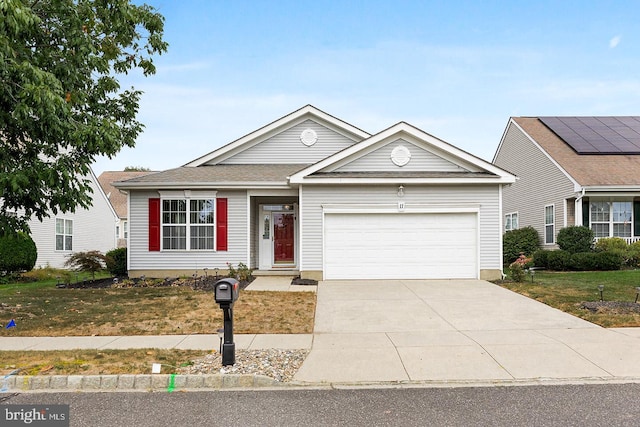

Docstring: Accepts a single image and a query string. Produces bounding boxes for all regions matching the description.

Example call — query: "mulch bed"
[59,275,255,291]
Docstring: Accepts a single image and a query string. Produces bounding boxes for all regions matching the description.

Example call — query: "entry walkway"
[293,280,640,384]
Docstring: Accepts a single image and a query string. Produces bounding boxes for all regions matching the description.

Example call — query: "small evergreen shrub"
[503,226,540,264]
[595,251,623,270]
[106,248,127,276]
[547,250,571,271]
[556,226,594,254]
[569,252,599,271]
[532,249,551,269]
[0,232,37,274]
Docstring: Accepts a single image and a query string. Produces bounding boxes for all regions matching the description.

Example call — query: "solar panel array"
[539,116,640,154]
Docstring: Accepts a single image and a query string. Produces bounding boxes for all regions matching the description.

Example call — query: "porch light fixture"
[598,284,604,302]
[397,185,405,197]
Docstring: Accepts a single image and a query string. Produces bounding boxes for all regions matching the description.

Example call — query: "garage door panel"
[324,212,477,280]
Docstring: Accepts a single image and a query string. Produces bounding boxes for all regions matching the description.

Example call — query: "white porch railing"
[594,236,640,244]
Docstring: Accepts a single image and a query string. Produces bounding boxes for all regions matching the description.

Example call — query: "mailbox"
[214,278,239,305]
[214,278,240,366]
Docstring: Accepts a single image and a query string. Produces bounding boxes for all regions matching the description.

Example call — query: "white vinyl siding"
[128,190,248,271]
[219,119,358,165]
[494,123,575,247]
[299,184,501,276]
[28,172,117,269]
[330,139,469,173]
[545,205,555,244]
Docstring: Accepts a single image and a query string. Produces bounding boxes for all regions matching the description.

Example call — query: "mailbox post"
[214,278,240,366]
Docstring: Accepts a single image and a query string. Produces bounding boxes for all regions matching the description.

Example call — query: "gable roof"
[290,122,516,184]
[510,117,640,187]
[98,171,156,217]
[184,105,370,167]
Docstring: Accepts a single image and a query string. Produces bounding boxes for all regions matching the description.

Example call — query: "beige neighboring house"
[98,171,155,248]
[493,116,640,247]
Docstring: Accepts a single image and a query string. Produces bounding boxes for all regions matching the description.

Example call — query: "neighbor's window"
[590,201,610,238]
[55,218,73,251]
[505,212,518,232]
[123,221,129,239]
[162,198,215,250]
[544,205,554,244]
[612,201,632,238]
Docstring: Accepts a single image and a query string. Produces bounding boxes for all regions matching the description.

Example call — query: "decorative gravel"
[581,301,640,314]
[176,349,309,382]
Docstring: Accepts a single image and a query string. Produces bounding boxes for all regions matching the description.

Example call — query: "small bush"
[547,250,571,271]
[532,249,551,269]
[503,226,540,264]
[509,263,526,282]
[557,226,594,254]
[64,250,108,280]
[106,248,127,276]
[595,251,623,270]
[569,252,599,271]
[0,232,37,274]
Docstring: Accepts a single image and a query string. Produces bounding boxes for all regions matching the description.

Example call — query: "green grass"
[499,270,640,327]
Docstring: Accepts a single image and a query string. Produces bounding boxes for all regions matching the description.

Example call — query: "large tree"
[0,0,167,234]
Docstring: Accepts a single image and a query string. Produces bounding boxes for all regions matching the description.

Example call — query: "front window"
[545,205,554,244]
[162,198,215,250]
[505,212,518,232]
[590,201,632,238]
[55,218,73,251]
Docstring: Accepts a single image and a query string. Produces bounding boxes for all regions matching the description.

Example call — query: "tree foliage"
[64,250,108,279]
[0,231,37,274]
[0,0,168,234]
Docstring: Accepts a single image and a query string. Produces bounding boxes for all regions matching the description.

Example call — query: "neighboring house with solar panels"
[493,117,640,248]
[98,171,156,247]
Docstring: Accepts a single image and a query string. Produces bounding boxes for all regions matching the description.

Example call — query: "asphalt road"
[2,383,640,426]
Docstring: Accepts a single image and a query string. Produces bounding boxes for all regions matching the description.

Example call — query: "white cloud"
[609,35,621,48]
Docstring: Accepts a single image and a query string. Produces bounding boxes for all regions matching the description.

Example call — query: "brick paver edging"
[1,374,281,391]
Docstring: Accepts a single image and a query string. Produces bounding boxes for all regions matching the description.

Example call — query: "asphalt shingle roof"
[513,117,640,186]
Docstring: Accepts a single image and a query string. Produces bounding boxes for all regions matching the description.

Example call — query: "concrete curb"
[1,374,283,392]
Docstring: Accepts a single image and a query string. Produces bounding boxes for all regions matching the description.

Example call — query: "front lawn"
[499,270,640,327]
[0,280,316,336]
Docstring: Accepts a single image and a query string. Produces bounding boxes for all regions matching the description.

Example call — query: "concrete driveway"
[294,280,640,384]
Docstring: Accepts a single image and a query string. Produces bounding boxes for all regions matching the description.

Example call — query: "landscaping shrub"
[594,237,638,267]
[106,247,127,276]
[503,226,540,264]
[532,249,551,269]
[508,254,533,282]
[595,251,623,271]
[546,250,571,271]
[556,226,594,254]
[64,250,108,280]
[0,232,37,274]
[569,252,599,271]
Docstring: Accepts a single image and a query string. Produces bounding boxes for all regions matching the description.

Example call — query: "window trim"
[504,212,518,232]
[544,204,555,245]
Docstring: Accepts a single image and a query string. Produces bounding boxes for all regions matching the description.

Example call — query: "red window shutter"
[148,198,161,251]
[216,198,228,251]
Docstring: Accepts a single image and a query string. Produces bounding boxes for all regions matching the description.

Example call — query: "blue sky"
[93,0,640,175]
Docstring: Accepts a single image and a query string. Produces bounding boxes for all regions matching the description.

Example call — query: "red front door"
[273,212,294,263]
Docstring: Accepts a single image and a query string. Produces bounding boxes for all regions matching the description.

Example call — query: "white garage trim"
[323,206,479,280]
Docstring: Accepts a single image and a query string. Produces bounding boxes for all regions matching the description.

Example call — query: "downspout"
[575,187,586,227]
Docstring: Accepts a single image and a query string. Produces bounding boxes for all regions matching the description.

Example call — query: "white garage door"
[324,212,477,280]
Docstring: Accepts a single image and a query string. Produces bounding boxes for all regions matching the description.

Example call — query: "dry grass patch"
[0,285,316,336]
[0,349,209,376]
